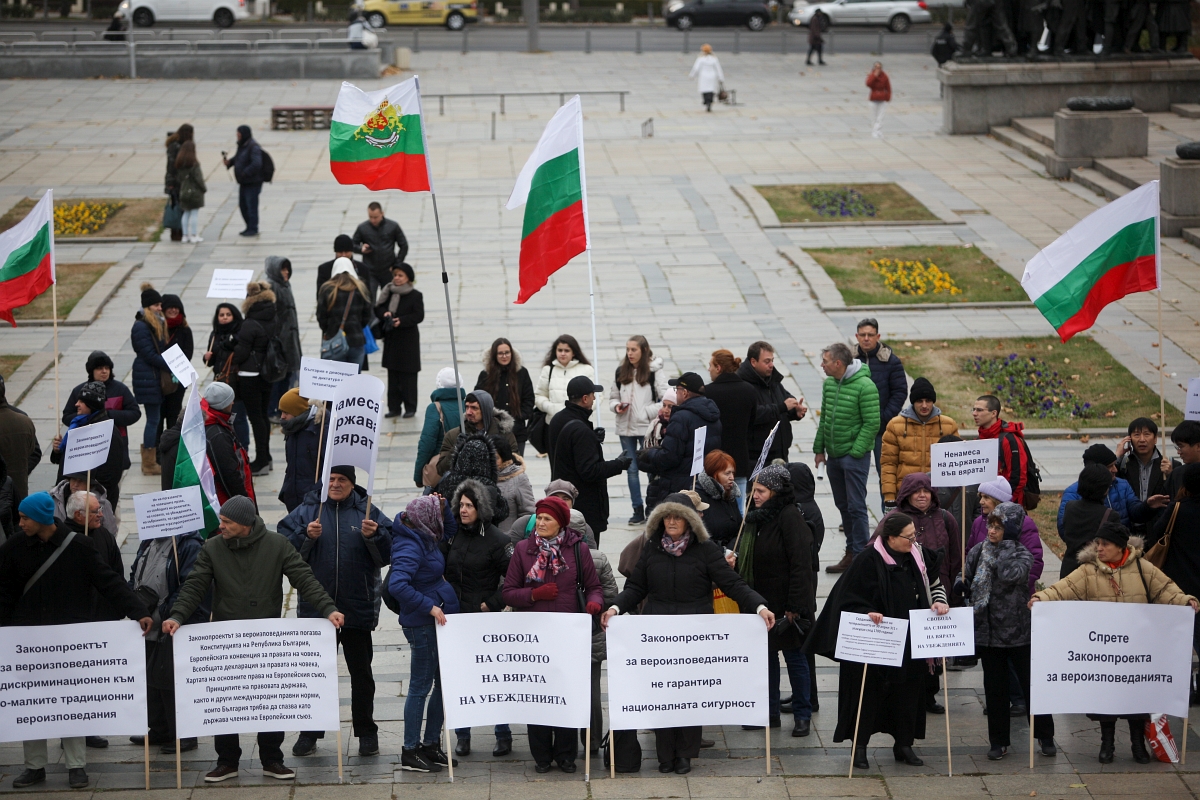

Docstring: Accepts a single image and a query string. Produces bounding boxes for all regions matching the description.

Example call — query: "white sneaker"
[183,235,194,243]
[192,235,203,243]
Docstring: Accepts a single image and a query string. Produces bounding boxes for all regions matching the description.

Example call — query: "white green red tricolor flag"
[0,190,55,327]
[172,383,221,537]
[507,96,590,304]
[330,76,432,193]
[1022,181,1159,342]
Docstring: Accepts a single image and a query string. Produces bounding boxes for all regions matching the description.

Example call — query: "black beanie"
[330,465,357,484]
[1082,443,1117,466]
[909,377,936,404]
[140,284,162,308]
[1095,520,1130,550]
[85,351,114,379]
[334,234,354,252]
[78,381,107,412]
[161,294,185,314]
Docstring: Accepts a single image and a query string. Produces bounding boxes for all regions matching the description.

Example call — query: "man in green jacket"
[163,496,344,784]
[812,342,880,573]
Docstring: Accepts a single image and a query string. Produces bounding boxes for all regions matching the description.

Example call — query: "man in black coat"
[353,202,409,296]
[0,492,152,791]
[639,373,723,508]
[222,124,264,237]
[1166,420,1200,500]
[547,376,632,542]
[704,360,759,506]
[316,235,371,299]
[853,319,907,484]
[736,342,806,465]
[0,374,42,503]
[64,490,124,623]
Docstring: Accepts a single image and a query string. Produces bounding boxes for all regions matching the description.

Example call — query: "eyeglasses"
[895,533,916,541]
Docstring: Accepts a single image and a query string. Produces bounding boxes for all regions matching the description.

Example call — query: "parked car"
[117,0,249,26]
[359,0,478,29]
[790,0,929,31]
[665,0,773,30]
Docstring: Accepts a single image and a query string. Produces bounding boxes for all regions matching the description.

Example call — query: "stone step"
[991,125,1052,167]
[1093,157,1158,190]
[1070,166,1130,201]
[1183,228,1200,247]
[1011,116,1055,148]
[1171,103,1200,119]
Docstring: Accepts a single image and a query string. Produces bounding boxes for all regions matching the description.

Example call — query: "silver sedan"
[790,0,931,32]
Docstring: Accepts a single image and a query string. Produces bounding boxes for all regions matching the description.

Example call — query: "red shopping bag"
[1145,714,1179,763]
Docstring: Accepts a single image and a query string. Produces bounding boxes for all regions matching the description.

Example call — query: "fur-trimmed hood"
[481,344,524,374]
[241,281,276,315]
[1077,536,1145,570]
[451,478,496,529]
[645,500,711,545]
[695,471,739,501]
[493,408,515,435]
[497,454,526,482]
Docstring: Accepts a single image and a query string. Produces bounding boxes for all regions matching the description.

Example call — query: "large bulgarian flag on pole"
[329,76,432,193]
[0,190,55,327]
[507,96,589,304]
[1022,181,1159,342]
[172,382,221,538]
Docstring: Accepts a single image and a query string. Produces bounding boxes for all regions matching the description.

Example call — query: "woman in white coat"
[534,334,603,424]
[609,335,671,525]
[689,44,725,112]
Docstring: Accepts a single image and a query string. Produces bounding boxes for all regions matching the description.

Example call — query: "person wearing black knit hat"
[159,294,192,438]
[1056,442,1169,538]
[879,376,959,507]
[130,283,171,476]
[61,351,139,484]
[50,381,127,511]
[316,235,370,301]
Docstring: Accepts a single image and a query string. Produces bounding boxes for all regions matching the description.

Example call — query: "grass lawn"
[806,245,1024,305]
[0,197,165,241]
[0,355,27,381]
[1030,491,1065,560]
[896,336,1183,430]
[756,183,940,223]
[12,263,113,321]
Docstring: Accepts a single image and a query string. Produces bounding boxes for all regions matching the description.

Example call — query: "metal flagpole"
[53,282,60,429]
[1155,194,1166,456]
[586,249,602,429]
[430,193,466,424]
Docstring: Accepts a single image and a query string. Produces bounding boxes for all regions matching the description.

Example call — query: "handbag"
[717,82,729,102]
[526,365,553,454]
[1144,503,1179,569]
[162,198,183,230]
[319,290,354,360]
[573,540,600,634]
[153,334,179,397]
[362,324,380,355]
[420,402,446,488]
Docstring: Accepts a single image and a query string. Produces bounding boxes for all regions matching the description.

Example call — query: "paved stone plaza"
[2,51,1200,799]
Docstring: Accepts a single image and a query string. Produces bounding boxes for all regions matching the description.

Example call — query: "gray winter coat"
[265,256,302,371]
[964,539,1033,647]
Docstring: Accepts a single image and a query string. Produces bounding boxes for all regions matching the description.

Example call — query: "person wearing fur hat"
[966,477,1043,595]
[1057,443,1168,534]
[436,390,517,478]
[61,351,139,470]
[603,492,772,773]
[444,478,515,758]
[277,389,323,513]
[375,262,424,419]
[879,378,959,505]
[1057,463,1117,579]
[1032,520,1198,764]
[232,281,278,476]
[477,338,535,454]
[317,263,373,369]
[434,433,510,526]
[279,465,393,759]
[965,502,1054,760]
[415,368,467,488]
[50,381,126,510]
[493,435,535,533]
[130,283,171,475]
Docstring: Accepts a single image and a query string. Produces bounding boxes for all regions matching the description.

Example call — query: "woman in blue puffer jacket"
[130,283,172,476]
[388,494,460,774]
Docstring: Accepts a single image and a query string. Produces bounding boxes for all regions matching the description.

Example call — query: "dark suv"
[665,0,772,30]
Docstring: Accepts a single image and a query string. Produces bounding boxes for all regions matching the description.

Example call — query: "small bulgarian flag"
[172,382,221,538]
[0,190,55,327]
[330,77,431,193]
[1022,181,1160,342]
[506,96,589,304]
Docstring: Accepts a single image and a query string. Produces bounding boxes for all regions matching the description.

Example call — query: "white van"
[116,0,250,27]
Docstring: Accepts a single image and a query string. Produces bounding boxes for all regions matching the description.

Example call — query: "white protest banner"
[437,612,591,729]
[1030,600,1193,718]
[206,269,255,299]
[173,619,339,739]
[1186,377,1200,421]
[834,612,909,667]
[60,418,115,474]
[299,356,361,402]
[318,373,385,500]
[606,613,768,729]
[690,425,707,476]
[929,439,999,488]
[132,486,204,540]
[0,620,147,742]
[161,343,197,389]
[909,607,975,659]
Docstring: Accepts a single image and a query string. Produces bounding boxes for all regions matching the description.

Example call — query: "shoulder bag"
[319,291,354,361]
[1143,503,1180,569]
[24,531,77,594]
[525,365,553,454]
[421,402,446,488]
[153,333,179,397]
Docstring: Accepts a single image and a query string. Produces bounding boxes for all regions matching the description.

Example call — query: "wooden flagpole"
[585,727,591,782]
[144,729,150,789]
[1183,711,1189,765]
[765,725,771,775]
[337,728,344,783]
[942,657,951,776]
[848,665,868,779]
[610,731,616,779]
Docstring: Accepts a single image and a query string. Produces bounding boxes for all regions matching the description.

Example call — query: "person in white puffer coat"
[534,334,603,423]
[609,335,671,524]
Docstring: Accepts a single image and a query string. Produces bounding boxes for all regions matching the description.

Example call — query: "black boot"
[1129,719,1151,764]
[893,745,924,766]
[1098,719,1116,764]
[852,746,869,770]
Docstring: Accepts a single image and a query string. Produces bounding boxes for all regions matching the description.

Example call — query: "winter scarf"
[872,535,934,607]
[526,533,566,584]
[661,531,692,557]
[201,398,233,430]
[58,410,103,455]
[972,540,999,611]
[736,494,791,588]
[404,495,445,545]
[376,281,415,316]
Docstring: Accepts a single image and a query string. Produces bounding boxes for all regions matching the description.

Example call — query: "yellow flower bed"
[871,257,962,297]
[54,201,124,237]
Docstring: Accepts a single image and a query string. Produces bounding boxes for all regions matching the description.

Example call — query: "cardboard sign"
[173,619,340,738]
[606,613,769,729]
[206,269,255,299]
[834,612,909,667]
[299,356,361,402]
[0,621,147,742]
[909,607,975,658]
[1186,377,1200,421]
[1030,600,1193,718]
[929,439,999,488]
[690,425,707,476]
[437,612,592,730]
[319,373,385,499]
[60,418,115,474]
[161,343,197,389]
[132,486,204,540]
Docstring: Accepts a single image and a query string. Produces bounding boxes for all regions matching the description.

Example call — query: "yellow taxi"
[359,0,478,29]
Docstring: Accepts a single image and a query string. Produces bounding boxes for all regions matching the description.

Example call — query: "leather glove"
[593,426,606,444]
[614,451,633,470]
[530,583,559,601]
[585,601,602,615]
[636,448,652,463]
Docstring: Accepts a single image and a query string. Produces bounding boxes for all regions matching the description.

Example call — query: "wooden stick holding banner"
[337,727,344,783]
[909,607,973,777]
[585,727,591,782]
[1029,714,1034,770]
[765,726,771,775]
[315,401,327,483]
[144,730,150,789]
[943,656,952,776]
[610,731,616,779]
[1184,711,1189,765]
[733,422,780,552]
[835,611,910,779]
[83,469,91,539]
[176,737,181,789]
[848,665,868,779]
[444,720,454,782]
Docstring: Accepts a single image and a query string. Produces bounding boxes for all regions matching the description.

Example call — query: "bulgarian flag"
[172,383,221,538]
[0,190,55,327]
[507,96,590,304]
[1022,181,1159,342]
[329,76,431,193]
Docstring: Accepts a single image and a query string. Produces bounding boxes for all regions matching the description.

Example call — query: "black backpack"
[260,149,275,183]
[259,335,288,384]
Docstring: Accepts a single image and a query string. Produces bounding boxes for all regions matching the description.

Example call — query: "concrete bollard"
[636,29,642,53]
[585,29,590,52]
[395,45,411,68]
[683,29,689,52]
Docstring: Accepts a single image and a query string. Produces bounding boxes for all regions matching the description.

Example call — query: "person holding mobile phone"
[609,336,670,524]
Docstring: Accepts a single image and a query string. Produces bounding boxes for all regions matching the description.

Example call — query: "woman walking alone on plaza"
[477,338,534,454]
[202,302,250,449]
[317,260,373,369]
[866,62,891,138]
[175,140,206,243]
[130,284,170,476]
[534,334,600,425]
[610,335,670,524]
[807,8,828,65]
[264,257,302,421]
[158,295,192,437]
[375,262,424,419]
[689,44,725,112]
[231,281,278,476]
